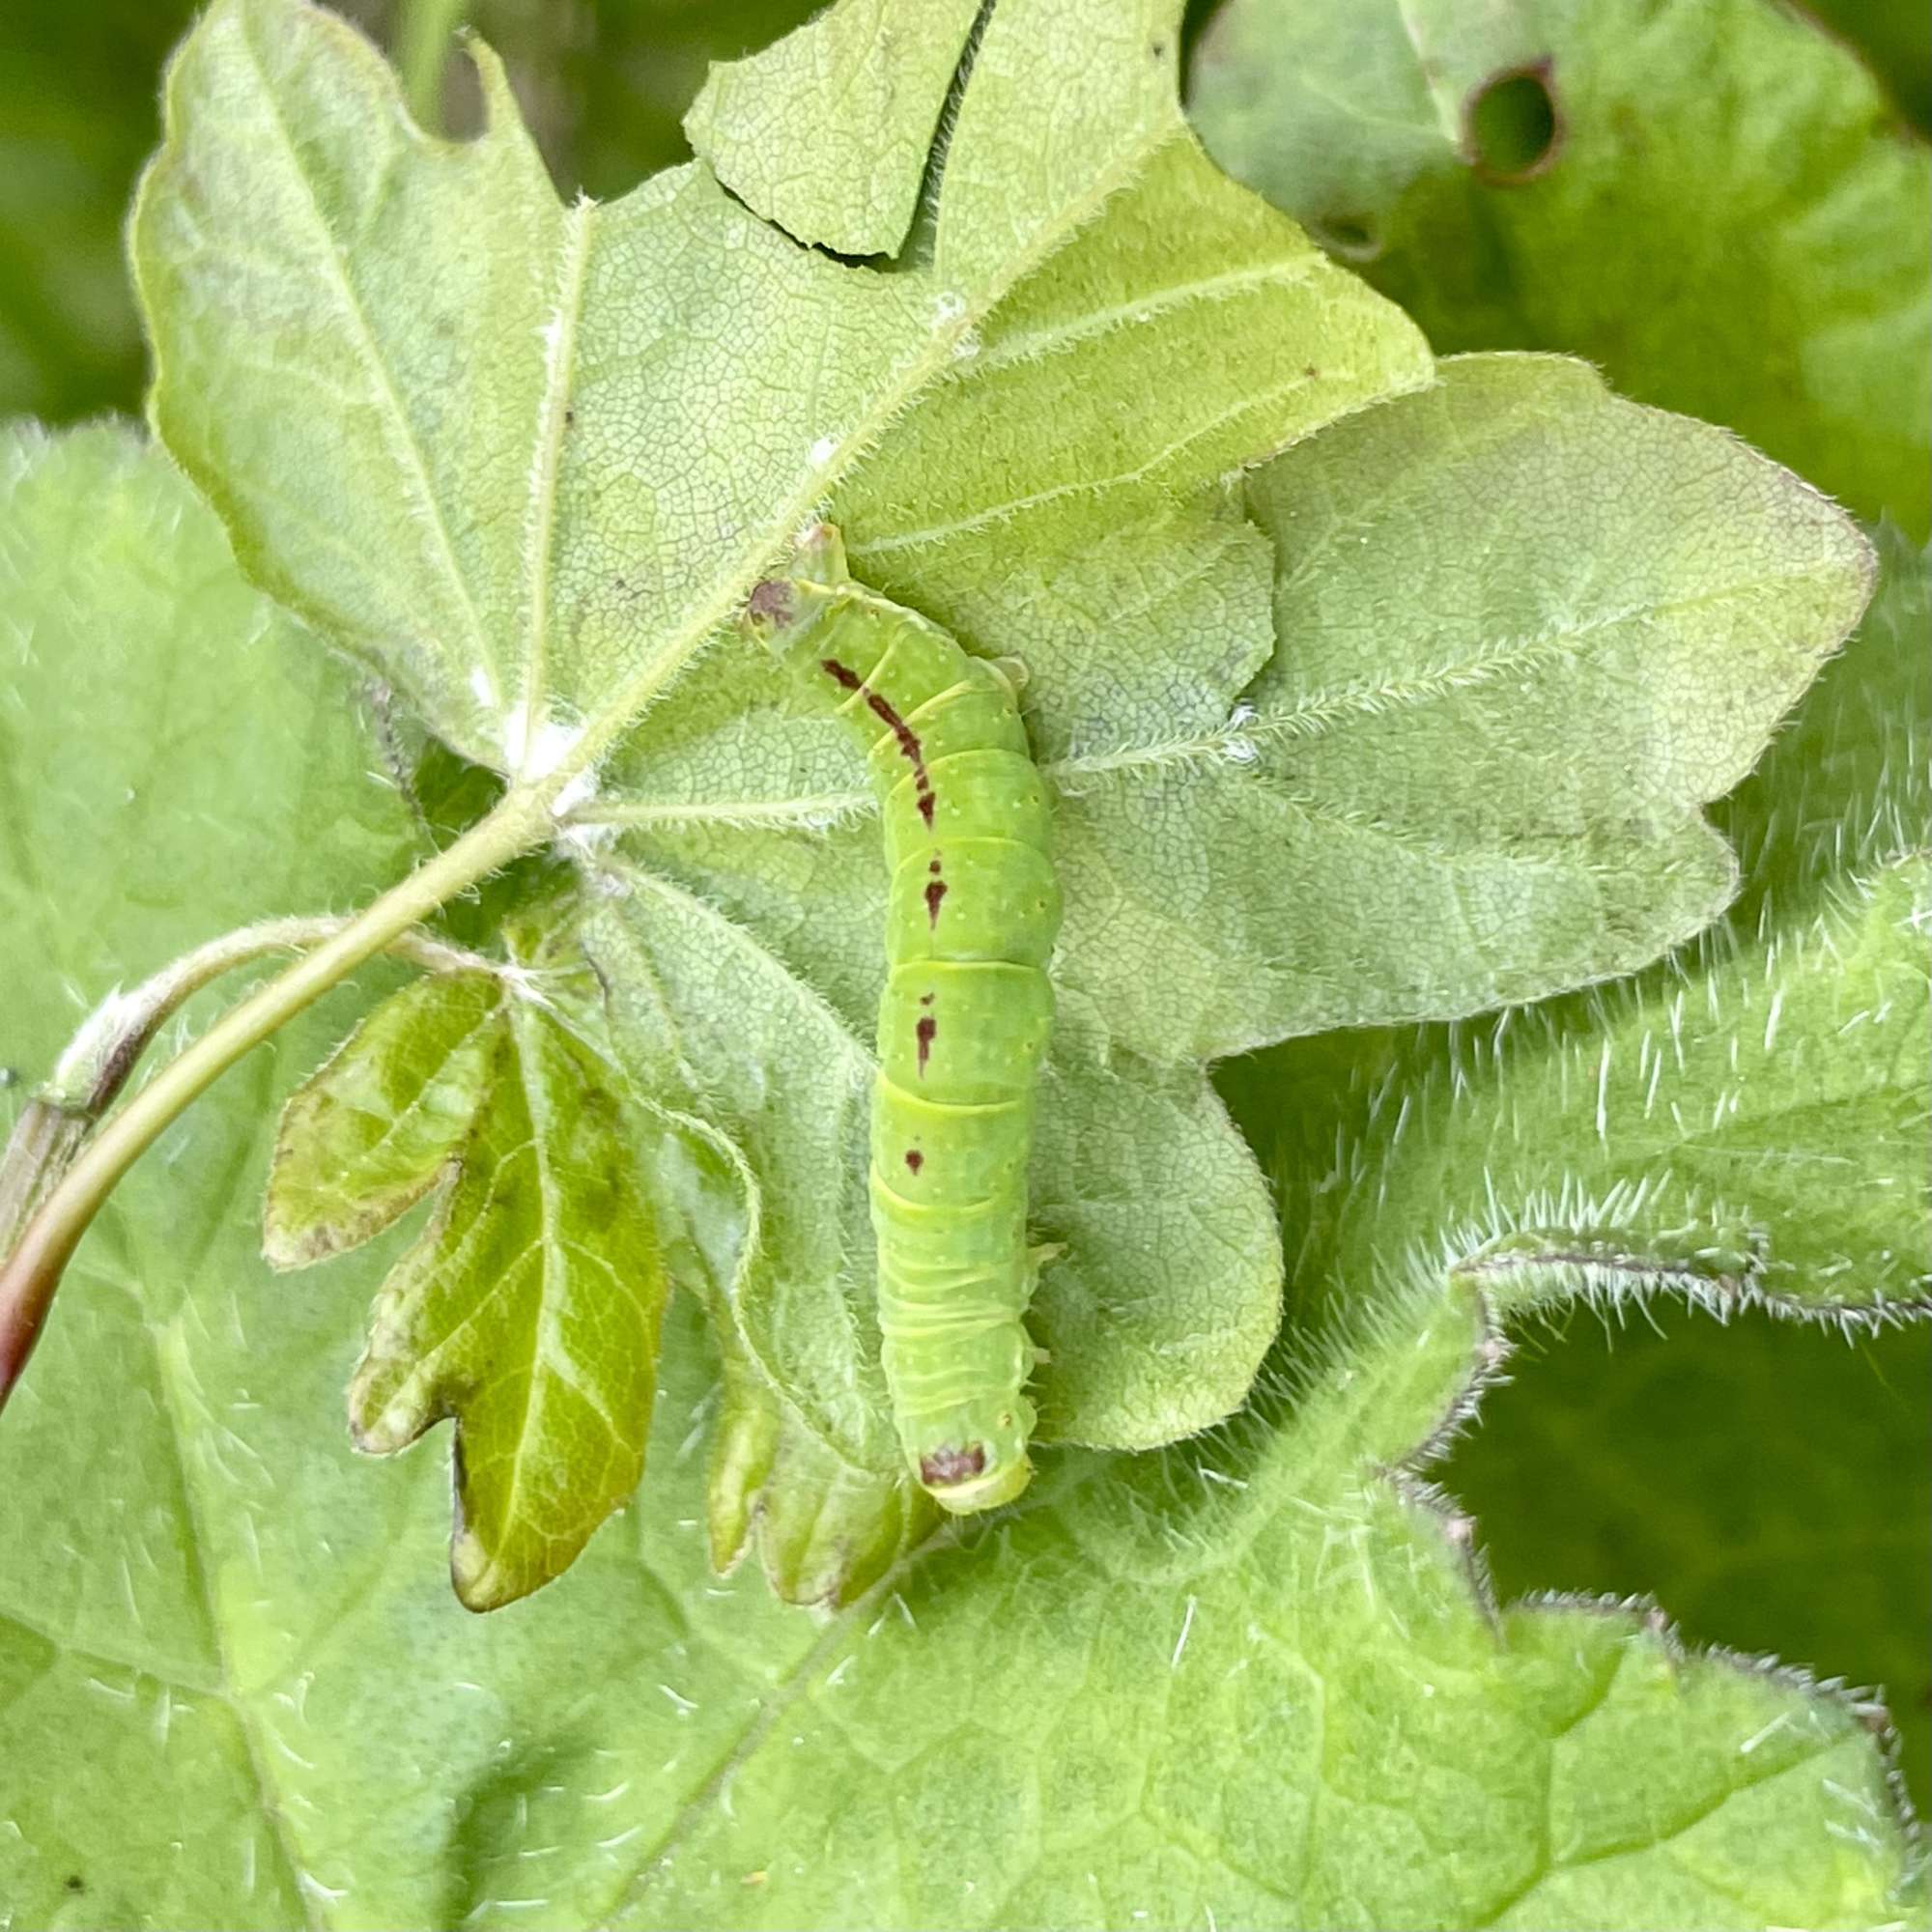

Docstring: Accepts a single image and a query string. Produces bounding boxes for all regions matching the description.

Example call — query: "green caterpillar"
[746,526,1060,1516]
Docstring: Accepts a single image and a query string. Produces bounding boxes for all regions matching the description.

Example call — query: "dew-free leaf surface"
[265,967,708,1608]
[1219,524,1931,1881]
[683,0,982,257]
[0,412,1917,1926]
[1190,0,1932,535]
[1448,1305,1932,1814]
[575,350,1871,1593]
[133,0,1427,783]
[1435,525,1932,1810]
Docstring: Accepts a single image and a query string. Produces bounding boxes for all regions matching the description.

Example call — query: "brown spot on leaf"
[747,579,795,626]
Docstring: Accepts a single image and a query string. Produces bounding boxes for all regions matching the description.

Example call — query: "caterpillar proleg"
[746,526,1060,1515]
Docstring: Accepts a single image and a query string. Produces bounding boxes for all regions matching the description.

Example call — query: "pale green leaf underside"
[684,0,981,257]
[268,971,680,1608]
[576,354,1869,1517]
[1190,0,1932,536]
[1247,518,1929,1350]
[130,0,1280,781]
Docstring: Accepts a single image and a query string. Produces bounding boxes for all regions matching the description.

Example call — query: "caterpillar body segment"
[746,526,1060,1515]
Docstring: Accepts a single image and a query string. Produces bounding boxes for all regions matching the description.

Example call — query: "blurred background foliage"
[0,0,819,423]
[1,0,1922,424]
[0,0,1924,1804]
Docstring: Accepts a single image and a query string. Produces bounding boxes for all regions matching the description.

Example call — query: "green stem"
[0,790,550,1404]
[0,916,481,1272]
[398,0,471,134]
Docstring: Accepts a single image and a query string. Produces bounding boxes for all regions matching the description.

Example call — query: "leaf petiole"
[0,788,554,1405]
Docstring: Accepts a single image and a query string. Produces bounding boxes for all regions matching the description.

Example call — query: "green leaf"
[0,421,423,1067]
[1227,521,1927,1346]
[684,0,982,257]
[264,966,705,1609]
[1718,522,1931,924]
[1,423,1915,1918]
[132,0,1425,785]
[578,349,1869,1600]
[1435,526,1932,1812]
[1190,0,1932,535]
[1219,518,1931,1855]
[1287,854,1928,1328]
[2,1202,1916,1925]
[1065,351,1875,1057]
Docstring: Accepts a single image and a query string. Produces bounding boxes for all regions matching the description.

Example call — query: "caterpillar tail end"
[918,1443,1033,1516]
[745,524,849,646]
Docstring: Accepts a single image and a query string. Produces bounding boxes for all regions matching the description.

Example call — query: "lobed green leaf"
[0,422,1916,1925]
[266,967,723,1609]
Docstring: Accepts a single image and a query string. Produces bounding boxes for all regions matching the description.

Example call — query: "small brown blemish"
[1303,364,1320,380]
[924,878,948,927]
[564,407,576,426]
[919,991,934,1007]
[915,1013,936,1074]
[920,1443,986,1486]
[747,579,795,625]
[904,1149,924,1175]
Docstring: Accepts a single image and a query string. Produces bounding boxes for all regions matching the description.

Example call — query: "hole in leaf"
[1307,215,1381,262]
[1464,62,1562,183]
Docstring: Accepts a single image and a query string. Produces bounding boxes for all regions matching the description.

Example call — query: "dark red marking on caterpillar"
[924,878,948,927]
[821,658,936,827]
[904,1149,924,1174]
[920,1443,986,1486]
[919,992,934,1007]
[915,1013,936,1075]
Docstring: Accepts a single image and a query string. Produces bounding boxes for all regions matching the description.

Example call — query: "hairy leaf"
[2,1207,1916,1927]
[1,420,1916,1919]
[1228,522,1927,1341]
[1439,526,1932,1808]
[1449,1305,1932,1813]
[1221,522,1931,1854]
[1190,0,1932,535]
